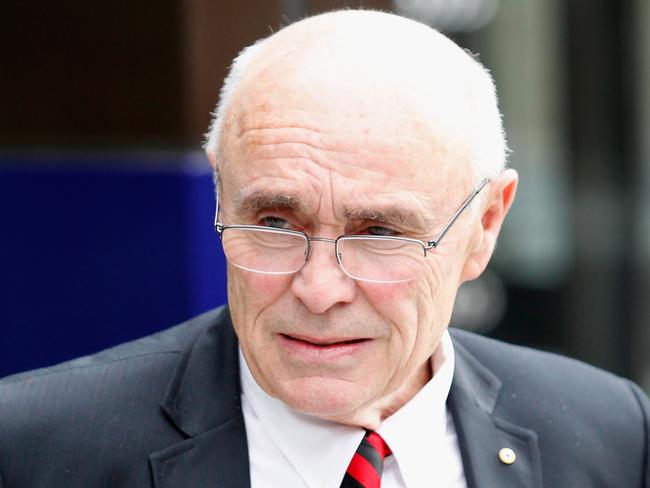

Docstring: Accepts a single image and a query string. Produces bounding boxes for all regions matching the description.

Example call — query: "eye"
[366,225,399,237]
[260,216,291,229]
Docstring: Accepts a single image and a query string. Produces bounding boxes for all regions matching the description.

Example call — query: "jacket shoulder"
[0,306,226,385]
[449,327,634,394]
[450,327,650,486]
[449,327,648,411]
[0,306,231,486]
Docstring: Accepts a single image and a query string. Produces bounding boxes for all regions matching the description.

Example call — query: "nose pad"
[291,238,357,313]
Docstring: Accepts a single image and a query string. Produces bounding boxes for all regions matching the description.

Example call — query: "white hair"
[203,11,509,188]
[203,39,266,160]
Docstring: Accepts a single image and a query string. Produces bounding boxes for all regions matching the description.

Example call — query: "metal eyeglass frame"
[213,178,489,280]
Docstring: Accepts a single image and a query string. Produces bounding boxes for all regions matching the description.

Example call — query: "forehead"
[219,96,470,223]
[227,98,462,171]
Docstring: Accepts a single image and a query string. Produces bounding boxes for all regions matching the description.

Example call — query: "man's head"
[205,10,517,429]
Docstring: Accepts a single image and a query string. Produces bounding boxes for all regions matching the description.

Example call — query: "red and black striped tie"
[340,430,392,488]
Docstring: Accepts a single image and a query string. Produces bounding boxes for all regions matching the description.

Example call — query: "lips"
[281,333,367,347]
[277,333,371,362]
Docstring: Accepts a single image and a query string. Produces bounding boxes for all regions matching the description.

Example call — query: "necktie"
[340,430,392,488]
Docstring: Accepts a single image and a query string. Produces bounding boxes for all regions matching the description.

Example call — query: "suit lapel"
[150,416,249,488]
[449,335,543,488]
[150,307,251,487]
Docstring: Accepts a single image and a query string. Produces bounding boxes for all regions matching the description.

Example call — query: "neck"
[326,358,434,430]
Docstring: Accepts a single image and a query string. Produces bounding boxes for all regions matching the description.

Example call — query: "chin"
[279,376,374,420]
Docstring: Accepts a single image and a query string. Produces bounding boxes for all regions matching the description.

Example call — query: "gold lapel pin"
[498,447,516,465]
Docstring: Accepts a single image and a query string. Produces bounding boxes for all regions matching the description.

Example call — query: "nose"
[290,239,357,314]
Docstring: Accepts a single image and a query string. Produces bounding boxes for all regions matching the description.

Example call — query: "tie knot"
[363,431,392,460]
[340,431,392,488]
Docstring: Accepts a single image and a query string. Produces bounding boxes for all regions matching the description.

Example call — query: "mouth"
[281,333,369,347]
[277,333,372,361]
[280,334,370,349]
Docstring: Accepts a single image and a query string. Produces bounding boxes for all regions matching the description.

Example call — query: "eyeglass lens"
[220,227,424,283]
[337,237,423,283]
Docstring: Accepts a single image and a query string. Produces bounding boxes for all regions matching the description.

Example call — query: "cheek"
[415,260,461,346]
[361,280,417,315]
[250,272,291,297]
[361,265,453,361]
[229,268,289,303]
[360,267,444,327]
[360,280,421,350]
[227,268,292,339]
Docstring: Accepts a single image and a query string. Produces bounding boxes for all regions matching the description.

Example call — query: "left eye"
[366,226,398,237]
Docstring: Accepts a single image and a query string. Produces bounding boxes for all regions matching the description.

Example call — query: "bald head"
[205,10,508,181]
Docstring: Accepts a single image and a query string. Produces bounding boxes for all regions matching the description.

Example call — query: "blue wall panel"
[0,153,227,377]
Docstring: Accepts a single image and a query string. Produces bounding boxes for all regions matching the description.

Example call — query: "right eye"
[260,216,291,229]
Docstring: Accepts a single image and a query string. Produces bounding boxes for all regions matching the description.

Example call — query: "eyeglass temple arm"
[427,178,490,249]
[214,173,222,230]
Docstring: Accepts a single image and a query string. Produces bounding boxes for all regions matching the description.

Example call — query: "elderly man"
[1,9,648,488]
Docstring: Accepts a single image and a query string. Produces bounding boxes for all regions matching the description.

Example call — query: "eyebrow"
[343,206,430,231]
[234,190,304,216]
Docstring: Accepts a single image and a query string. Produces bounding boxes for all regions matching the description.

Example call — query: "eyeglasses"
[214,179,489,284]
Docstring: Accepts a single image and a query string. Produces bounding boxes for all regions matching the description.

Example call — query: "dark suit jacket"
[1,306,648,487]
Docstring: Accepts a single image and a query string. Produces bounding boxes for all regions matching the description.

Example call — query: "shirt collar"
[378,330,455,487]
[239,330,456,488]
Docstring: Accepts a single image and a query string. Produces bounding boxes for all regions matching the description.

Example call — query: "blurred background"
[1,0,648,394]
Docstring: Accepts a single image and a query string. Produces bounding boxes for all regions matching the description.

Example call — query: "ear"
[459,169,518,283]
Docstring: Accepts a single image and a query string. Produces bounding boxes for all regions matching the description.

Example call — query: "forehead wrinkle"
[237,112,428,145]
[233,109,434,164]
[238,133,404,172]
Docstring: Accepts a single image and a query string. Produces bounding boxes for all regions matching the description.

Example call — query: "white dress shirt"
[240,330,467,488]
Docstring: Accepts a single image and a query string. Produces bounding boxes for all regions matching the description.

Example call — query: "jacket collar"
[449,331,543,488]
[151,306,251,488]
